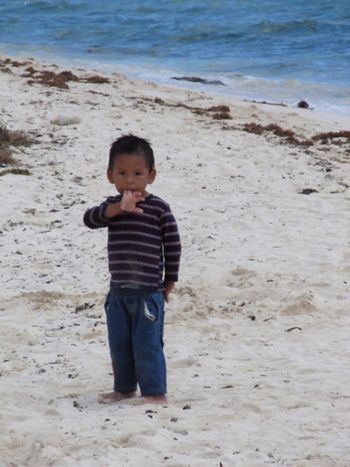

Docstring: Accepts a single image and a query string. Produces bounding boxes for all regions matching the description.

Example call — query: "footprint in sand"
[280,291,316,316]
[226,267,256,288]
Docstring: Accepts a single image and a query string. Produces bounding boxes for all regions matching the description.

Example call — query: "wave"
[0,0,348,112]
[254,19,319,34]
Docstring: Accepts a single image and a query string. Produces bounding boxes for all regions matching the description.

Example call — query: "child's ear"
[148,168,157,184]
[107,168,113,184]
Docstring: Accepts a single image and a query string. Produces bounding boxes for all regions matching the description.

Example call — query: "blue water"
[0,0,349,112]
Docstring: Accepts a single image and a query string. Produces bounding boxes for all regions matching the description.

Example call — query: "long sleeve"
[84,193,180,290]
[160,207,181,282]
[83,199,113,229]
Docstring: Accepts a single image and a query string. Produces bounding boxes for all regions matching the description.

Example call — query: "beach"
[1,55,350,466]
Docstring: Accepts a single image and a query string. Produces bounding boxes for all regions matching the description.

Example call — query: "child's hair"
[108,134,155,172]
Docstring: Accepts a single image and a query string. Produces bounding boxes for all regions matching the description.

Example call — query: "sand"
[1,55,350,467]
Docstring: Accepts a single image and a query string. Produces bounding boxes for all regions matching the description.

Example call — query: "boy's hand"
[163,281,175,303]
[120,191,145,213]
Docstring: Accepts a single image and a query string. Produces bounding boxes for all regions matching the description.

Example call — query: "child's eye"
[135,172,142,176]
[118,171,125,175]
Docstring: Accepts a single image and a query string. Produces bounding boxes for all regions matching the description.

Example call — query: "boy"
[83,134,181,403]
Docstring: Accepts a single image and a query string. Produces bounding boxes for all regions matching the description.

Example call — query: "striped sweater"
[83,193,181,291]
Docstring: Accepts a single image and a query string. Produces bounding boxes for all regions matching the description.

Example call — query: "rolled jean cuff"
[140,386,167,396]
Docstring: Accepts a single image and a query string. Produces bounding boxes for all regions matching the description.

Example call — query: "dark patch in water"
[171,76,224,86]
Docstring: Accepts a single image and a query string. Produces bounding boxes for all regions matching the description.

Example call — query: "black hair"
[108,134,155,172]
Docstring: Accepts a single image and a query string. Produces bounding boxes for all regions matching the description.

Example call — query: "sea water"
[0,0,349,113]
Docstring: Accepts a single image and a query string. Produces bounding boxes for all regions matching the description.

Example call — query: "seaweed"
[244,99,287,108]
[299,188,318,195]
[24,66,110,89]
[26,69,80,89]
[0,123,34,148]
[0,148,16,165]
[130,96,232,120]
[241,122,350,151]
[243,122,314,146]
[0,168,31,177]
[312,131,350,144]
[0,122,35,168]
[83,75,110,84]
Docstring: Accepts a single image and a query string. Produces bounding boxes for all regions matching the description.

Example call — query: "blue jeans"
[104,284,166,396]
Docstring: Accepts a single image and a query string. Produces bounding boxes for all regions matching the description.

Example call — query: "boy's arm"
[83,197,120,229]
[83,192,145,229]
[161,207,181,301]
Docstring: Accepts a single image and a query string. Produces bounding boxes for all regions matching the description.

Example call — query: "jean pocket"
[144,293,163,322]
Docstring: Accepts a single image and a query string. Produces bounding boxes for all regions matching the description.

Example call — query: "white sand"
[1,56,350,467]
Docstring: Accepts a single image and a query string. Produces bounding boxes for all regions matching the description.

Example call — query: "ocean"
[0,0,349,113]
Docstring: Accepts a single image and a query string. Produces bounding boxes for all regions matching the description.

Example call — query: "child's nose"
[126,174,135,185]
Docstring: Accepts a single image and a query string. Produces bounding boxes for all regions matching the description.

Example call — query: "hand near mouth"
[120,190,145,213]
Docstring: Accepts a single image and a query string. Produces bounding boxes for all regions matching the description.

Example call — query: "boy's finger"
[130,192,144,200]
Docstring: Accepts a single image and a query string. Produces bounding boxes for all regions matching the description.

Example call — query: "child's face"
[107,153,156,195]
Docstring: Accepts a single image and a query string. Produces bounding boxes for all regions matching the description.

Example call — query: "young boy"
[83,134,181,403]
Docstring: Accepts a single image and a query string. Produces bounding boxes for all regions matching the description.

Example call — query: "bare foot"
[139,395,168,405]
[98,391,137,404]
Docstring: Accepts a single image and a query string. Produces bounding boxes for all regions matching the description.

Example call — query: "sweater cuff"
[164,274,178,283]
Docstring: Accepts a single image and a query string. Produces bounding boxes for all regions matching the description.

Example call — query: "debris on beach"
[0,122,35,175]
[242,122,313,146]
[0,147,16,166]
[129,95,232,120]
[23,66,110,89]
[241,122,350,149]
[0,57,31,68]
[171,75,224,86]
[50,115,81,126]
[74,302,96,313]
[244,99,287,107]
[25,68,80,89]
[83,75,110,84]
[0,168,31,177]
[0,122,34,151]
[297,100,310,109]
[299,188,318,195]
[312,130,350,144]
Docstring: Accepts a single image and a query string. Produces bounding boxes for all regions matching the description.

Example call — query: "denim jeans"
[104,284,166,396]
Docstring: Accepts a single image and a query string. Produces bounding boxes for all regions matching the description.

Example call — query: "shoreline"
[1,46,349,116]
[1,54,350,466]
[1,52,349,130]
